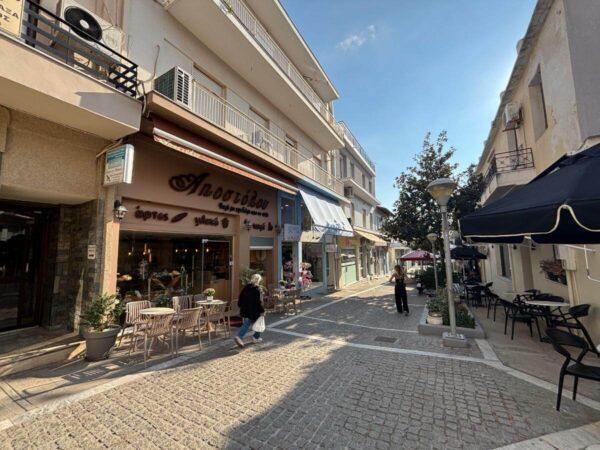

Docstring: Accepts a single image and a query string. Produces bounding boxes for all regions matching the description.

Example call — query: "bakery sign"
[0,0,24,37]
[169,173,270,218]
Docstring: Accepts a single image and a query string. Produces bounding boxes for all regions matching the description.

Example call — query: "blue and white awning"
[299,187,353,237]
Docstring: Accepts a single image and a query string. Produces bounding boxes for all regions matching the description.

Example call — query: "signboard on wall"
[0,0,24,37]
[104,144,134,186]
[283,223,301,242]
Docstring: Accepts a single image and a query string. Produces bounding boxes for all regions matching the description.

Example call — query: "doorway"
[0,208,46,331]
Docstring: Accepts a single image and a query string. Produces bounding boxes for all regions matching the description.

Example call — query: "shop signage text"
[104,144,134,186]
[134,205,229,229]
[0,0,24,37]
[169,173,270,216]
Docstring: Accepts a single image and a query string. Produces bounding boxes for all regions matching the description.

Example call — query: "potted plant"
[278,279,287,288]
[154,292,171,307]
[426,297,444,325]
[203,288,216,301]
[80,294,124,361]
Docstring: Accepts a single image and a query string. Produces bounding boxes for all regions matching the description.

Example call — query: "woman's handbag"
[252,315,266,333]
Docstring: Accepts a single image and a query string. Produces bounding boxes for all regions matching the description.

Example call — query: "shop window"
[281,197,296,224]
[528,66,548,140]
[498,245,511,279]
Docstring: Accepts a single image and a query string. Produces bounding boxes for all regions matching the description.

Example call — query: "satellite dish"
[64,7,103,41]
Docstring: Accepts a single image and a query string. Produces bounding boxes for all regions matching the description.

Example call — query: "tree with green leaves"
[383,131,482,249]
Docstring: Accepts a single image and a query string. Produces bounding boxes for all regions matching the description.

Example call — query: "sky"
[281,0,537,209]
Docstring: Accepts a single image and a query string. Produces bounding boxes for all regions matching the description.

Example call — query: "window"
[342,155,348,178]
[281,197,296,225]
[285,135,297,149]
[362,209,367,228]
[498,245,511,279]
[369,180,373,194]
[351,163,355,178]
[192,67,224,97]
[369,213,373,229]
[248,108,269,130]
[362,174,366,188]
[529,66,548,140]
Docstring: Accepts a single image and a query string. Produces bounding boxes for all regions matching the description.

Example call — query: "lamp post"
[426,178,467,347]
[426,232,439,291]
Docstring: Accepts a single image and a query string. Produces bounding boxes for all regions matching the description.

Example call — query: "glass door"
[0,210,39,331]
[200,239,232,301]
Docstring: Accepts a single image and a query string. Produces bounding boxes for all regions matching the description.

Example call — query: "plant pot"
[427,313,443,325]
[206,296,214,301]
[82,325,121,361]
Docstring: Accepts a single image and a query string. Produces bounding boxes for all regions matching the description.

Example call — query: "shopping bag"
[252,315,266,333]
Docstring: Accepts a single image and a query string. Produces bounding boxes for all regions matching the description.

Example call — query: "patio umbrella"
[450,245,486,260]
[460,143,600,244]
[399,250,433,261]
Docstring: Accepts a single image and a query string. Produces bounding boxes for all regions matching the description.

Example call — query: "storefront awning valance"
[354,229,388,246]
[461,144,600,244]
[299,187,353,237]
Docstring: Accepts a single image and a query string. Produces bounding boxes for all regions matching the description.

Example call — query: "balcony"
[482,148,536,203]
[338,121,376,174]
[342,176,379,206]
[154,74,343,197]
[0,0,141,139]
[161,0,343,150]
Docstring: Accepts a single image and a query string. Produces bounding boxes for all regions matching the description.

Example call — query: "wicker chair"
[204,302,229,344]
[282,289,300,315]
[172,295,194,312]
[129,313,175,367]
[117,300,151,348]
[174,307,204,354]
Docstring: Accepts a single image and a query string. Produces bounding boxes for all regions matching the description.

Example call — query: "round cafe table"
[140,307,176,317]
[195,300,226,333]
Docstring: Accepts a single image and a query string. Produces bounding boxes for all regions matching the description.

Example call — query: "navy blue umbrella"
[460,143,600,244]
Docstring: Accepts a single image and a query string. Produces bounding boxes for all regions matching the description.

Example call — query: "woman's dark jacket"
[237,284,264,321]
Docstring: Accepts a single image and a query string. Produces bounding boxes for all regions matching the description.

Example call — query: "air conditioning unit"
[56,1,124,59]
[503,102,521,126]
[344,186,354,198]
[154,67,192,108]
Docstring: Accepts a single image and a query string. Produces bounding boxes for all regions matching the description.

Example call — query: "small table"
[195,299,226,306]
[140,307,176,317]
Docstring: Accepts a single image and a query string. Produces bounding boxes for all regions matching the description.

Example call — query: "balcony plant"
[540,259,567,284]
[80,294,124,361]
[203,288,216,301]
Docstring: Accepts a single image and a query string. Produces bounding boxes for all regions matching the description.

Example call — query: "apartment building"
[335,122,389,287]
[0,0,141,332]
[474,0,600,341]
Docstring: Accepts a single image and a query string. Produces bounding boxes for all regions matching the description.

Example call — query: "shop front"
[113,137,285,305]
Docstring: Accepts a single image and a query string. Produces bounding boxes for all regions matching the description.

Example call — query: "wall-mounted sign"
[283,223,301,242]
[133,205,230,229]
[0,0,24,37]
[104,144,134,186]
[87,244,96,260]
[325,244,338,253]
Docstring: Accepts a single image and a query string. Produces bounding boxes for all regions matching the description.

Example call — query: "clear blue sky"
[281,0,536,209]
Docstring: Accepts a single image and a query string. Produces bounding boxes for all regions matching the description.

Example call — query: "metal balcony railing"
[338,122,376,171]
[222,0,339,133]
[483,148,534,186]
[156,75,343,195]
[15,0,138,97]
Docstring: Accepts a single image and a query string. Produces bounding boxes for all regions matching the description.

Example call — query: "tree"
[383,131,457,249]
[383,131,484,250]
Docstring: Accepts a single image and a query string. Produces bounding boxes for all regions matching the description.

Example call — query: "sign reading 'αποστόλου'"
[104,144,134,186]
[0,0,24,37]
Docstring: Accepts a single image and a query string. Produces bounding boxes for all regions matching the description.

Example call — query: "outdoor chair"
[174,307,204,354]
[546,328,600,411]
[117,300,151,348]
[129,312,175,367]
[504,298,542,340]
[172,295,194,312]
[282,288,301,315]
[486,292,503,321]
[204,302,229,344]
[551,304,599,356]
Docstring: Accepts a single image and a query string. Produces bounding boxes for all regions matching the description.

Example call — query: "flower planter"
[206,296,214,301]
[426,313,443,325]
[82,325,121,361]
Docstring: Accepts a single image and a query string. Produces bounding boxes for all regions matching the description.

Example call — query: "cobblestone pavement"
[1,283,599,449]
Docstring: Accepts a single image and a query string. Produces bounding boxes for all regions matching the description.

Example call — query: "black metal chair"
[546,328,600,411]
[551,304,599,356]
[486,292,504,321]
[504,297,542,340]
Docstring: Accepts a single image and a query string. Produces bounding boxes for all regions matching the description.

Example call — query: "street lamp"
[426,178,467,347]
[426,232,439,291]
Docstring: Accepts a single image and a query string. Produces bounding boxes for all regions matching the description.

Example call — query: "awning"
[461,144,600,244]
[400,250,433,261]
[354,229,388,246]
[450,246,486,260]
[299,187,353,237]
[483,184,516,206]
[149,117,297,195]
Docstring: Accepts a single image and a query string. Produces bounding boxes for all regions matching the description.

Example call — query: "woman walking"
[389,265,409,316]
[234,273,265,348]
